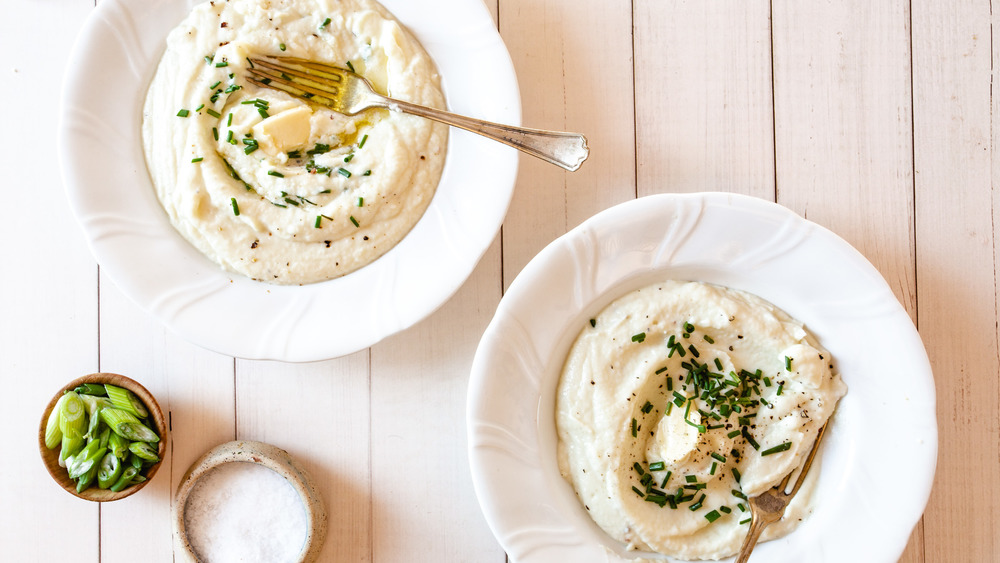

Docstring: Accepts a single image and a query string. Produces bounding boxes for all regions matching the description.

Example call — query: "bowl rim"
[38,372,168,502]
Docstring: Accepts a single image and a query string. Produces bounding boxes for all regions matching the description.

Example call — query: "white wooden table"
[2,0,996,561]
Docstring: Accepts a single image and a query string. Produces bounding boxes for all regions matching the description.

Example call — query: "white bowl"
[59,0,519,361]
[467,192,937,562]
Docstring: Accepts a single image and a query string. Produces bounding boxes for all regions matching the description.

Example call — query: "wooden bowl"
[38,372,168,502]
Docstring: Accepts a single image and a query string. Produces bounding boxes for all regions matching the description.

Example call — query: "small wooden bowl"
[38,372,168,502]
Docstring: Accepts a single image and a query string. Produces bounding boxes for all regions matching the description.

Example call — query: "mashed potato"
[557,280,846,560]
[142,0,447,284]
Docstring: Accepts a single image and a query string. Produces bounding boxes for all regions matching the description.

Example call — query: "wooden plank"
[369,239,505,562]
[912,1,999,560]
[633,0,774,199]
[771,0,916,311]
[0,0,101,560]
[770,2,925,561]
[97,274,236,561]
[499,0,636,287]
[236,354,372,562]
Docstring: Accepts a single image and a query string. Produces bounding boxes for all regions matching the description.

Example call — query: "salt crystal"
[183,461,308,562]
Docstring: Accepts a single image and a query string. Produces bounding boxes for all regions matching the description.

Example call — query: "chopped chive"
[632,332,646,343]
[349,215,359,228]
[684,322,695,334]
[689,494,706,511]
[204,55,213,64]
[314,215,322,228]
[356,197,364,207]
[346,60,355,73]
[320,16,331,28]
[279,43,286,51]
[589,318,596,328]
[655,366,668,375]
[776,383,784,396]
[633,462,645,476]
[731,489,747,500]
[785,356,793,370]
[714,358,724,371]
[641,401,653,414]
[710,462,717,475]
[705,510,721,523]
[344,153,354,163]
[737,503,746,512]
[362,170,372,176]
[230,198,239,216]
[688,344,700,357]
[176,109,190,117]
[720,505,732,514]
[631,417,638,438]
[287,150,301,159]
[741,427,760,450]
[212,127,219,140]
[257,107,269,119]
[209,80,221,89]
[194,104,205,112]
[358,134,368,148]
[685,475,698,483]
[267,170,284,178]
[338,167,352,178]
[191,157,203,163]
[703,335,715,344]
[215,61,228,67]
[632,486,645,498]
[244,144,259,155]
[206,108,221,118]
[739,517,752,525]
[761,441,793,456]
[224,84,242,94]
[711,452,726,463]
[648,461,665,471]
[226,130,234,142]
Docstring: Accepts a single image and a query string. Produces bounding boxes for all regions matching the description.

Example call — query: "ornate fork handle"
[375,97,589,172]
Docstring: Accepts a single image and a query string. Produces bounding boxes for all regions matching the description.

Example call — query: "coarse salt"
[183,461,308,562]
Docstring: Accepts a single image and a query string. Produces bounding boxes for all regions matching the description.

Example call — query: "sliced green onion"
[100,408,159,442]
[105,384,149,418]
[129,441,160,463]
[97,452,122,489]
[44,394,69,449]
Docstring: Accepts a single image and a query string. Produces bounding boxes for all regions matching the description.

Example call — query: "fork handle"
[381,98,589,172]
[735,514,770,563]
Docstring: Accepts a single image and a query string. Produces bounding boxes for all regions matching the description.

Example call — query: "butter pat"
[252,106,312,154]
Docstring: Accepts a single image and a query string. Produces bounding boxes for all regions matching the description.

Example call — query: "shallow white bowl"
[468,192,937,562]
[59,0,519,361]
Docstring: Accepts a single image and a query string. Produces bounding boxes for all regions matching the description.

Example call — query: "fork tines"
[246,57,347,109]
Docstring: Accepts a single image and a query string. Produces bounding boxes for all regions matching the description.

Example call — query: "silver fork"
[245,57,589,171]
[735,422,830,563]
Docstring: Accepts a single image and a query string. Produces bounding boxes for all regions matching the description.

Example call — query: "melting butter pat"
[252,106,312,154]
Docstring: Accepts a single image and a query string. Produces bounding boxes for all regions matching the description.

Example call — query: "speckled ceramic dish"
[173,440,328,563]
